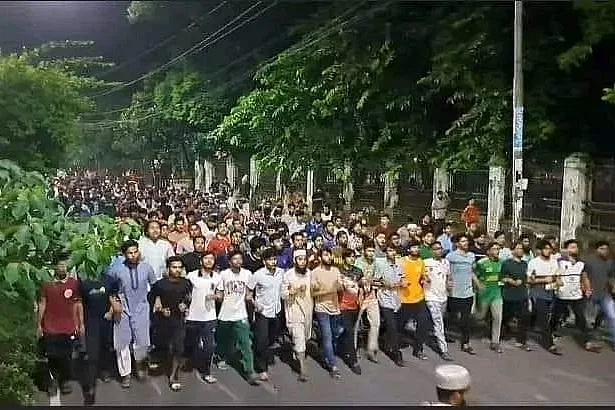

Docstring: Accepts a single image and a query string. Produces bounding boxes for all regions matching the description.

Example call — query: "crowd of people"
[37,170,615,406]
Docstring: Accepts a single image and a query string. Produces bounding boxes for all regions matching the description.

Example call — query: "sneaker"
[461,344,476,355]
[258,372,269,381]
[217,360,228,370]
[440,352,454,361]
[247,373,261,386]
[120,375,131,389]
[195,371,218,384]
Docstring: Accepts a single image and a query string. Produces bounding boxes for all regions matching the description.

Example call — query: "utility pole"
[511,0,526,239]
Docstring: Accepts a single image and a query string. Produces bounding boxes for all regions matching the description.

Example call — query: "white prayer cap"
[407,223,419,230]
[294,249,307,259]
[435,364,471,391]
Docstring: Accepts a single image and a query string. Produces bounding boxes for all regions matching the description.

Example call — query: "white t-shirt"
[527,256,560,297]
[138,236,175,281]
[216,268,252,322]
[186,270,220,322]
[423,258,450,303]
[556,258,584,301]
[247,267,284,318]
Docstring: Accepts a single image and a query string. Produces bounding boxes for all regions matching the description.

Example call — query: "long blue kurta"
[109,260,157,352]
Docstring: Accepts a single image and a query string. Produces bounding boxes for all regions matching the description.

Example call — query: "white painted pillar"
[342,161,354,210]
[249,156,260,200]
[275,170,283,199]
[560,153,589,242]
[203,159,214,193]
[433,167,451,202]
[194,158,203,191]
[383,171,399,209]
[487,165,506,236]
[225,156,237,190]
[306,168,314,213]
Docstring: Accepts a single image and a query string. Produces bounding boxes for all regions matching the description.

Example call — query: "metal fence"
[449,170,489,213]
[397,168,434,220]
[522,162,563,225]
[587,160,615,232]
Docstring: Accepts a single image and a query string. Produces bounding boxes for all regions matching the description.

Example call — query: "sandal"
[169,377,182,392]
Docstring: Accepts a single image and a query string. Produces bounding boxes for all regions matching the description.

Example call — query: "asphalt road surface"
[42,327,615,407]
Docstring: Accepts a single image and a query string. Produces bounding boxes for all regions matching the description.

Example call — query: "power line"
[96,1,229,79]
[91,1,276,99]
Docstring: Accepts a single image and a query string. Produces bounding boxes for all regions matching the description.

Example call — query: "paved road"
[43,328,615,406]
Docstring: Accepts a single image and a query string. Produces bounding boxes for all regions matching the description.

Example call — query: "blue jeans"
[314,312,343,369]
[601,295,615,345]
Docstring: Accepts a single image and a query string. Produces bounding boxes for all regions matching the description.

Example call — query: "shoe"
[350,364,362,375]
[440,352,454,361]
[120,375,131,389]
[258,372,269,381]
[247,373,261,386]
[329,367,341,379]
[297,373,308,382]
[100,372,112,383]
[461,344,476,355]
[217,360,228,370]
[548,345,563,356]
[413,350,428,360]
[394,358,405,367]
[490,343,503,354]
[168,377,182,392]
[366,352,378,363]
[514,342,532,352]
[83,390,95,406]
[195,371,218,384]
[59,382,72,395]
[584,343,601,353]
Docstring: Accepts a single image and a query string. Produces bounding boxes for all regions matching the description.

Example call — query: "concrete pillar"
[225,156,237,191]
[560,153,589,242]
[433,167,451,202]
[306,168,314,213]
[249,156,260,200]
[487,164,506,236]
[383,171,399,209]
[203,159,214,193]
[275,170,283,199]
[342,161,354,210]
[194,158,203,191]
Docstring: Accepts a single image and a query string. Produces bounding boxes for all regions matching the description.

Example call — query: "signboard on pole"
[513,107,524,152]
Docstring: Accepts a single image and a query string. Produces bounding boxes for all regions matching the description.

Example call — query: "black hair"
[192,235,206,245]
[53,252,71,265]
[494,230,506,239]
[594,240,610,249]
[228,249,243,259]
[336,230,347,240]
[121,239,139,254]
[249,236,266,251]
[261,247,277,260]
[563,239,578,248]
[201,251,216,259]
[363,239,376,249]
[291,232,304,241]
[452,233,469,243]
[166,255,184,268]
[269,232,284,242]
[430,241,442,248]
[342,248,355,258]
[536,239,552,251]
[144,220,160,233]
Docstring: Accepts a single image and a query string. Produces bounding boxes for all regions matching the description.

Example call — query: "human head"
[408,239,420,257]
[342,248,356,267]
[336,230,348,247]
[166,256,184,279]
[430,241,444,259]
[53,252,70,280]
[422,230,435,246]
[189,223,202,238]
[293,249,308,271]
[145,220,161,241]
[375,232,387,248]
[536,239,553,258]
[193,236,206,253]
[228,249,244,269]
[121,239,140,264]
[363,239,376,262]
[486,241,501,259]
[494,230,506,247]
[201,251,216,271]
[563,239,579,258]
[453,234,470,252]
[594,240,610,259]
[435,364,471,407]
[319,248,333,267]
[262,247,278,270]
[511,240,525,258]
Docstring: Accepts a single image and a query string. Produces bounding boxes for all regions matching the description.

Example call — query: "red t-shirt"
[207,236,231,257]
[41,278,80,336]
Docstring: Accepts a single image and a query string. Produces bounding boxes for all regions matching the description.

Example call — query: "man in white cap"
[422,364,471,407]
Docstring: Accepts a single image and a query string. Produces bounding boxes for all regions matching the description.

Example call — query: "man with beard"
[332,230,350,267]
[338,249,362,374]
[138,220,175,281]
[282,250,313,381]
[215,250,260,385]
[248,247,284,381]
[37,253,82,396]
[110,240,158,388]
[311,248,345,379]
[182,236,206,274]
[354,239,381,363]
[185,252,220,384]
[150,256,193,391]
[75,270,121,405]
[322,220,337,250]
[399,240,431,360]
[553,239,600,353]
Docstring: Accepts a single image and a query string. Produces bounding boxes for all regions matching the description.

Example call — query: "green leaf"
[13,226,30,246]
[11,200,29,220]
[32,234,50,252]
[3,263,20,285]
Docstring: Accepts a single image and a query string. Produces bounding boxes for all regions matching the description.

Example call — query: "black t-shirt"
[182,252,202,274]
[243,252,264,273]
[500,258,528,301]
[150,278,193,320]
[79,275,120,326]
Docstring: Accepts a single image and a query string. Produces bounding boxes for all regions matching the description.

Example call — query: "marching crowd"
[36,171,615,406]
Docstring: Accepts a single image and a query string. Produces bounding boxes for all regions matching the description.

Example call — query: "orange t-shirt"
[399,257,425,304]
[462,205,480,225]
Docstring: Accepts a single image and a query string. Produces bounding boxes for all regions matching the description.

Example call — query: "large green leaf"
[3,263,21,285]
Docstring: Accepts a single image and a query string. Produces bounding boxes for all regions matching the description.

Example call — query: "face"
[391,234,401,246]
[264,256,277,270]
[385,247,397,260]
[218,223,228,236]
[231,231,243,245]
[363,247,376,261]
[422,215,431,224]
[230,253,243,269]
[189,224,202,238]
[344,254,356,266]
[456,236,469,251]
[55,260,69,279]
[320,251,332,266]
[415,226,423,237]
[175,219,185,232]
[338,232,348,246]
[566,242,579,257]
[148,222,161,240]
[124,245,140,264]
[488,244,501,258]
[444,225,452,235]
[431,243,443,258]
[597,244,610,259]
[375,233,386,247]
[423,232,435,245]
[353,223,362,234]
[314,236,324,249]
[334,217,343,227]
[521,238,531,248]
[168,261,184,278]
[408,244,420,257]
[540,244,553,258]
[273,238,284,250]
[380,216,389,226]
[512,243,525,258]
[194,237,206,253]
[495,234,506,246]
[293,235,305,249]
[295,255,307,269]
[233,220,243,232]
[160,225,169,238]
[325,221,335,234]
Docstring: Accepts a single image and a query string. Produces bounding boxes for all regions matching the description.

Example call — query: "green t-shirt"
[474,257,502,304]
[419,245,433,260]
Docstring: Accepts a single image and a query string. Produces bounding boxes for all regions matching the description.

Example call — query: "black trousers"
[553,298,591,344]
[184,320,217,376]
[41,334,73,386]
[253,313,280,373]
[380,307,401,359]
[502,299,531,344]
[399,301,430,352]
[447,297,474,345]
[340,310,359,365]
[534,298,556,349]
